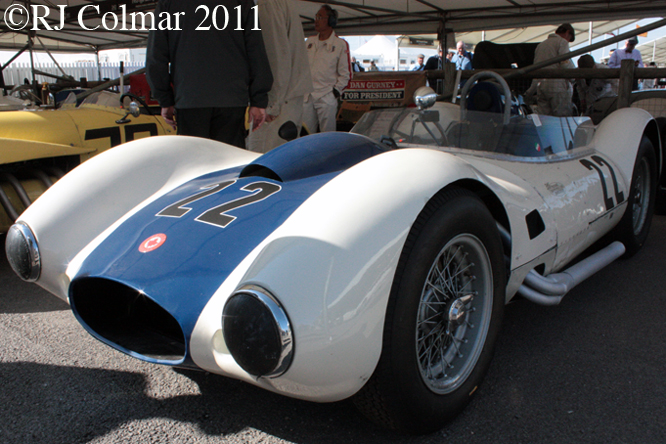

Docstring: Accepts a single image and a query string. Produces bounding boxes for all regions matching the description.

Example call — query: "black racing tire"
[614,135,657,258]
[654,118,666,216]
[353,187,506,434]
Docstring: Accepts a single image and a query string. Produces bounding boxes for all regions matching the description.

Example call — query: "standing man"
[303,4,352,133]
[425,46,446,70]
[609,37,644,68]
[412,54,425,71]
[425,46,446,92]
[608,37,643,90]
[247,0,313,153]
[530,23,576,116]
[451,41,473,71]
[146,0,273,148]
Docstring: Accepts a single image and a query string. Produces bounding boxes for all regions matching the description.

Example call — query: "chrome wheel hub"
[447,295,473,328]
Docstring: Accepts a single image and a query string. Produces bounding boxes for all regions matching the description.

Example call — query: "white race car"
[5,72,662,434]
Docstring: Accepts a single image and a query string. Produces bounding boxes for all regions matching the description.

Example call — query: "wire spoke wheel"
[416,234,493,394]
[353,188,505,434]
[614,135,656,258]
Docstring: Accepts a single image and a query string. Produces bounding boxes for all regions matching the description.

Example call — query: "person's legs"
[209,107,247,148]
[315,92,338,132]
[550,85,573,117]
[302,96,319,134]
[176,108,213,138]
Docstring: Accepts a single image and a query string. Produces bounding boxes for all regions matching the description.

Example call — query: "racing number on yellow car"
[84,123,159,147]
[580,155,625,211]
[157,180,282,228]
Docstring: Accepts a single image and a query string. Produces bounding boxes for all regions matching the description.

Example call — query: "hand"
[248,106,267,131]
[161,106,176,130]
[265,113,277,123]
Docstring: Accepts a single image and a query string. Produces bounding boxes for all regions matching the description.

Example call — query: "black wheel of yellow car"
[353,187,505,434]
[615,135,657,258]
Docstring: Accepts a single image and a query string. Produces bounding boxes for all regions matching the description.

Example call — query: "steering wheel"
[119,93,153,115]
[459,71,512,125]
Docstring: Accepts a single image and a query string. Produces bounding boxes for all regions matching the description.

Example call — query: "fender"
[593,107,656,181]
[189,147,537,402]
[0,138,90,164]
[18,135,259,301]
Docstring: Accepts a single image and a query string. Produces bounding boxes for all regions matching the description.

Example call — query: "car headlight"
[222,285,293,378]
[5,222,41,282]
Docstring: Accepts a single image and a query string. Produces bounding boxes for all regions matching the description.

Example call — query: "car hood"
[67,132,387,364]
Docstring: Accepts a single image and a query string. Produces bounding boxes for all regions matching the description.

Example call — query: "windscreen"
[352,104,594,159]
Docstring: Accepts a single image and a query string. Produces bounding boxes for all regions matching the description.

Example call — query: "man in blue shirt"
[412,54,425,71]
[451,41,473,71]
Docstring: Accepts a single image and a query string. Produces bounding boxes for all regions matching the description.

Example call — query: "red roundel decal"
[139,233,167,253]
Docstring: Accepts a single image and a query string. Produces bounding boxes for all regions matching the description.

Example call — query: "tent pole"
[1,45,28,72]
[396,36,401,71]
[28,31,36,84]
[36,36,71,79]
[96,48,102,81]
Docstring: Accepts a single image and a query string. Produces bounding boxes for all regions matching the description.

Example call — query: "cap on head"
[556,23,575,42]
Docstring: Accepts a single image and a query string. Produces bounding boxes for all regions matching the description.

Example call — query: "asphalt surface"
[2,217,666,444]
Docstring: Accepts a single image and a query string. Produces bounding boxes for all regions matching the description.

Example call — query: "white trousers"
[247,97,305,153]
[302,92,337,133]
[536,79,573,117]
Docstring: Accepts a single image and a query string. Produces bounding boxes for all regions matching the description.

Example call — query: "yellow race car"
[0,90,174,232]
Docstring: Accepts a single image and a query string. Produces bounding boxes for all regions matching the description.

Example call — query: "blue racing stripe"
[69,132,388,365]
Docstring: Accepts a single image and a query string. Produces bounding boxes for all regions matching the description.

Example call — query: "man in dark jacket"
[146,0,273,148]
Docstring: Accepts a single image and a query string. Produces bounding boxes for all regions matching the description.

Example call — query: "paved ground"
[2,217,666,444]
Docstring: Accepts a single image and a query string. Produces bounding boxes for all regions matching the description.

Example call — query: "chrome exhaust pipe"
[517,241,626,306]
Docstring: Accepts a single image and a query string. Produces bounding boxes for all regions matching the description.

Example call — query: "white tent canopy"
[2,0,666,53]
[352,35,437,70]
[296,0,666,36]
[353,35,397,66]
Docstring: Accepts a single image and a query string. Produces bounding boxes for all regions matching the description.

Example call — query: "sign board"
[341,72,427,108]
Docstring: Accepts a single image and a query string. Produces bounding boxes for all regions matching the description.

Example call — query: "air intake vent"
[70,278,186,364]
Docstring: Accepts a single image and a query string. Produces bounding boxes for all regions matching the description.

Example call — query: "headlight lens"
[222,285,293,378]
[5,222,41,282]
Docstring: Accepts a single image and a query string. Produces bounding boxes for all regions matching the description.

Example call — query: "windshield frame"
[351,102,595,163]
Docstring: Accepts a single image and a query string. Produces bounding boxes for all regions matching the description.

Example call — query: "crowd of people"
[525,25,660,118]
[147,0,351,153]
[145,3,658,153]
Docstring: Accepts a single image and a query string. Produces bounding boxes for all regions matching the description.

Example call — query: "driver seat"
[451,81,506,151]
[466,81,505,114]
